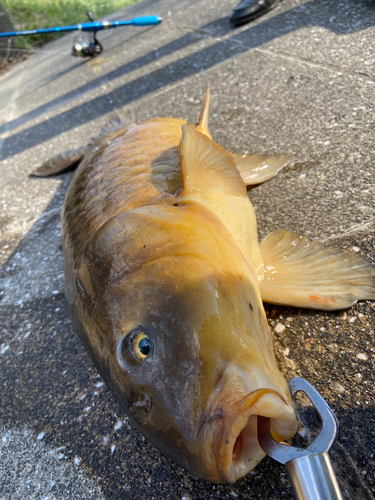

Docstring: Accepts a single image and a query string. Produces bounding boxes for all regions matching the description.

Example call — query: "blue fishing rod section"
[0,16,162,38]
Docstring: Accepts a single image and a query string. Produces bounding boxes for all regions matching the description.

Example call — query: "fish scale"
[64,118,186,264]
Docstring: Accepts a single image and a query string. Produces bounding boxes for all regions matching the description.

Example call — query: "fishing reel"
[72,12,103,57]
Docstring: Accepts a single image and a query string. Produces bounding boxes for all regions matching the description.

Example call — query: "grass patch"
[3,0,140,51]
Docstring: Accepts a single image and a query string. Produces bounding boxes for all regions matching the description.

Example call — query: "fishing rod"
[0,12,162,57]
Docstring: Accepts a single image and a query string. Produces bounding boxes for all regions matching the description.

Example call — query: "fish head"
[75,205,297,483]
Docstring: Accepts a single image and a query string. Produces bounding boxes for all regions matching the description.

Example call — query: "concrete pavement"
[0,0,374,498]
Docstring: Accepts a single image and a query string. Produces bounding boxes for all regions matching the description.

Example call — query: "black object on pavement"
[229,0,281,27]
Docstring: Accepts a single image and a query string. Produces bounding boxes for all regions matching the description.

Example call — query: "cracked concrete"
[0,0,374,498]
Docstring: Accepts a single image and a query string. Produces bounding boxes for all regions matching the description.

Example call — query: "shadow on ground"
[1,0,375,158]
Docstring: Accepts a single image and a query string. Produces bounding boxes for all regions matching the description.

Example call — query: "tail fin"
[30,147,86,177]
[30,111,135,177]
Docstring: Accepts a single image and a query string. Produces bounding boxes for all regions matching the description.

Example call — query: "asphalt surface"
[0,0,374,498]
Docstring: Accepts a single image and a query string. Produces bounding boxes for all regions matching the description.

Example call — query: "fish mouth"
[215,388,297,483]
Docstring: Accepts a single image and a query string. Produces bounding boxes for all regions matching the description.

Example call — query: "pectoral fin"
[259,229,375,310]
[233,153,289,186]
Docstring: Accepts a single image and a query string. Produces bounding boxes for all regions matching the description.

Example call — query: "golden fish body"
[59,89,375,483]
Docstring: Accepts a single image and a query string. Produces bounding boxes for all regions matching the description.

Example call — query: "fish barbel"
[34,88,375,483]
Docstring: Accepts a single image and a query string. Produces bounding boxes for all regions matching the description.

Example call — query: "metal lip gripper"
[257,377,343,500]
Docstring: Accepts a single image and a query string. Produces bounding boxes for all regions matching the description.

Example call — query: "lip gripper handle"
[285,452,343,500]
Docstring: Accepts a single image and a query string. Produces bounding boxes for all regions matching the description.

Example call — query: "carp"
[33,88,375,483]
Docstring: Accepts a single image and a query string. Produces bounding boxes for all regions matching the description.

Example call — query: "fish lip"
[237,388,287,412]
[210,388,296,483]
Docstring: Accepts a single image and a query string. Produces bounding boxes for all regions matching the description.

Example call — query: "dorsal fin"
[196,85,212,139]
[179,123,246,197]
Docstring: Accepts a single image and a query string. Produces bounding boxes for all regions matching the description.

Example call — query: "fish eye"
[117,328,154,367]
[133,331,152,360]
